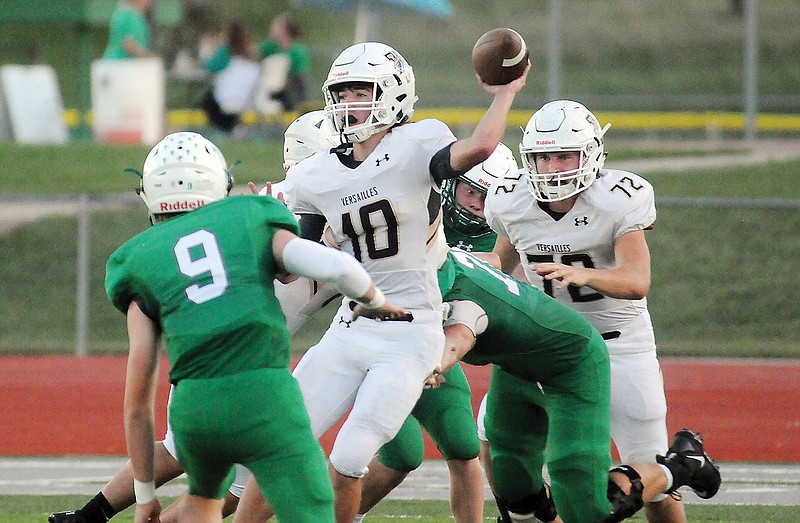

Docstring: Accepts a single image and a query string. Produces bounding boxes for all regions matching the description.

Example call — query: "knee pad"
[497,483,558,523]
[437,428,480,461]
[378,415,425,472]
[603,465,644,523]
[329,456,368,479]
[378,438,424,473]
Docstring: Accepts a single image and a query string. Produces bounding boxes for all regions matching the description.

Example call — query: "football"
[471,28,528,85]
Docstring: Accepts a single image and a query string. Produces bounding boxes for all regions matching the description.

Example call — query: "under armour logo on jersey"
[574,216,589,226]
[339,316,352,328]
[375,153,390,166]
[455,240,474,252]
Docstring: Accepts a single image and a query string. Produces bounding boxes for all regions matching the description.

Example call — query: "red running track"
[1,356,798,462]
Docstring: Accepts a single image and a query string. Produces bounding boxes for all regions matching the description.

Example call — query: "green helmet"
[442,142,518,237]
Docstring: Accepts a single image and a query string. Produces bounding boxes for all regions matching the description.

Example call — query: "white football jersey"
[485,168,656,335]
[284,119,455,311]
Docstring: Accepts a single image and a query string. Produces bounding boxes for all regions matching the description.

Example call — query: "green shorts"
[379,363,480,471]
[487,335,613,523]
[170,367,334,523]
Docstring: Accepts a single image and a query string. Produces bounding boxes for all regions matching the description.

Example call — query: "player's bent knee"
[330,457,368,479]
[378,439,424,473]
[603,465,644,523]
[439,438,480,461]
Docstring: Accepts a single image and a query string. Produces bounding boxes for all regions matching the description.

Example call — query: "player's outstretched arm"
[272,229,408,320]
[440,323,477,374]
[448,61,530,174]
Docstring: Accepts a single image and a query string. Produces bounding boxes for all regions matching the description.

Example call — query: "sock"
[353,514,366,523]
[80,492,117,523]
[659,463,675,491]
[508,511,541,523]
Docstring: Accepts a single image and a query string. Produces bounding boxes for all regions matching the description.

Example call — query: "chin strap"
[125,167,145,198]
[225,159,241,193]
[124,167,143,178]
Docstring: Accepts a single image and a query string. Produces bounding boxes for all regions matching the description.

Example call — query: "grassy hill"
[1,142,798,357]
[2,0,799,111]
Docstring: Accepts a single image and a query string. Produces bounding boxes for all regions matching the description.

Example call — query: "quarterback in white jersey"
[233,41,529,523]
[485,100,688,523]
[286,118,453,311]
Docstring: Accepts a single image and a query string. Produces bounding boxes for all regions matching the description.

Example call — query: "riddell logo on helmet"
[160,200,205,212]
[536,140,557,145]
[476,177,492,188]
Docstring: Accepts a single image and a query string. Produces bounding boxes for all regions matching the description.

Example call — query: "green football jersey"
[437,248,602,383]
[105,196,300,383]
[443,220,497,253]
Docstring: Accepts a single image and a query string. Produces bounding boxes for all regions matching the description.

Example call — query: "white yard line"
[1,457,798,506]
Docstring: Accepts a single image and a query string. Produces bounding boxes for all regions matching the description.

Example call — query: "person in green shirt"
[196,12,310,116]
[48,114,337,523]
[104,131,406,523]
[440,142,517,254]
[103,0,156,59]
[257,12,311,110]
[199,21,261,134]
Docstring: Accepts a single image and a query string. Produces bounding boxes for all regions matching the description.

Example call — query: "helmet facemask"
[442,178,492,237]
[520,100,610,202]
[323,43,417,144]
[442,142,518,237]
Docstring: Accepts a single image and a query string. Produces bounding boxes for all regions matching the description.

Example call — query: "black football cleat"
[657,428,721,499]
[495,483,558,523]
[48,510,86,523]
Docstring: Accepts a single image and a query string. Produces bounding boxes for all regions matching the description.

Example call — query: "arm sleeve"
[258,40,280,58]
[429,142,465,185]
[443,300,489,336]
[281,237,372,300]
[297,213,327,242]
[289,44,311,74]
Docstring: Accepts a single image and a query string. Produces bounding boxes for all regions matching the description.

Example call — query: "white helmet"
[520,100,611,202]
[322,42,417,143]
[442,142,518,237]
[283,110,340,170]
[139,132,232,218]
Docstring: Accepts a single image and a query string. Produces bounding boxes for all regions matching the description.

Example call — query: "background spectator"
[103,0,157,59]
[199,21,261,135]
[258,12,311,111]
